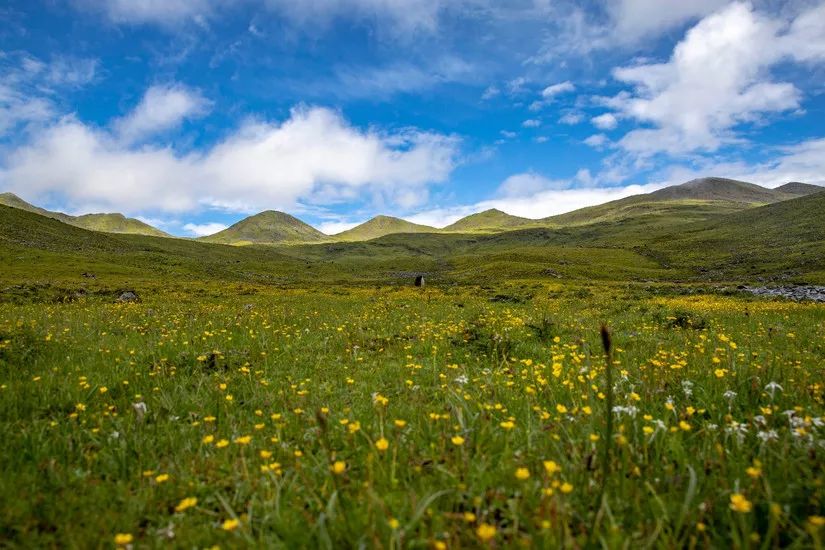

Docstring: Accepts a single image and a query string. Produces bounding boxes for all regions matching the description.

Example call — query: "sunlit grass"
[0,285,823,547]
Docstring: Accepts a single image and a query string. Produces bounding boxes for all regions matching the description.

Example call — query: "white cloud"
[507,77,529,95]
[78,0,213,25]
[609,0,729,43]
[498,172,568,196]
[591,113,617,130]
[114,84,211,143]
[584,134,608,148]
[407,181,666,227]
[1,105,460,216]
[183,222,228,237]
[0,54,97,138]
[604,2,825,155]
[657,137,825,189]
[500,130,517,139]
[541,81,575,99]
[330,57,476,99]
[522,119,541,128]
[481,85,500,100]
[317,220,362,235]
[559,112,583,125]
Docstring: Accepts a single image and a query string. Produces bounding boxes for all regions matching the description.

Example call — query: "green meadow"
[1,281,823,548]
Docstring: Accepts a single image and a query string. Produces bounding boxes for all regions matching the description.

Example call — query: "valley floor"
[0,282,823,547]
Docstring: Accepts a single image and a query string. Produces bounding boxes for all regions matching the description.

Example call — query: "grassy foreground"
[0,283,824,548]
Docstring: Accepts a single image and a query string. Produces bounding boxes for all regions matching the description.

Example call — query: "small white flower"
[764,381,783,399]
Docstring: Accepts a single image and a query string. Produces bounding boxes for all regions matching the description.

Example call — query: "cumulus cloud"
[591,113,617,130]
[183,222,229,237]
[406,181,666,227]
[541,81,575,99]
[584,134,608,148]
[657,137,825,189]
[604,2,825,155]
[1,105,460,215]
[559,112,583,125]
[498,172,569,197]
[608,0,729,43]
[522,119,541,128]
[316,220,362,235]
[114,84,211,143]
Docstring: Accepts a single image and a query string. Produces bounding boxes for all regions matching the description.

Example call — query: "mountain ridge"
[199,210,326,245]
[0,192,170,237]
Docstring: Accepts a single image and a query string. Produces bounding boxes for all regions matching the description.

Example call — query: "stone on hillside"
[117,291,139,303]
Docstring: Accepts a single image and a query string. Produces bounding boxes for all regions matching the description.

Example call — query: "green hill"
[646,177,781,203]
[331,215,436,241]
[773,181,823,197]
[442,209,535,233]
[199,210,326,245]
[72,213,170,237]
[0,192,170,237]
[542,177,797,228]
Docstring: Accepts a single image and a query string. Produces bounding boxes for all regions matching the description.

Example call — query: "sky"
[1,1,824,236]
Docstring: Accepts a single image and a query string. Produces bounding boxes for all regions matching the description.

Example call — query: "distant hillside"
[543,177,811,228]
[773,181,823,197]
[0,192,170,237]
[647,177,780,203]
[443,209,535,233]
[332,215,436,241]
[648,190,825,281]
[199,210,326,245]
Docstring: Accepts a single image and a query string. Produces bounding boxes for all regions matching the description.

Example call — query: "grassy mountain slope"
[332,215,436,241]
[442,209,535,233]
[0,192,170,237]
[73,213,170,237]
[646,191,825,281]
[543,177,793,228]
[200,211,325,245]
[773,182,823,197]
[646,177,780,203]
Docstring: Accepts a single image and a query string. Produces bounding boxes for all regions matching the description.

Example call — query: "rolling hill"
[331,215,437,241]
[442,209,535,233]
[542,177,813,228]
[2,186,825,289]
[0,192,170,237]
[773,181,823,197]
[199,210,326,245]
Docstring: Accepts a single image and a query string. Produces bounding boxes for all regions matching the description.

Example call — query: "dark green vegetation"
[0,192,170,238]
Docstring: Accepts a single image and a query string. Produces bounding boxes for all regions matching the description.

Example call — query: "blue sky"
[1,0,824,236]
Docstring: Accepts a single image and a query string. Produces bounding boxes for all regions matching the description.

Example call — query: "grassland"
[0,282,823,548]
[1,188,825,548]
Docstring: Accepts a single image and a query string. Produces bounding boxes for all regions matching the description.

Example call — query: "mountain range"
[2,177,825,287]
[0,192,170,238]
[1,177,822,244]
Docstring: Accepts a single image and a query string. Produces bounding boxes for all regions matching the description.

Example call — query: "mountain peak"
[774,181,823,196]
[333,215,435,241]
[444,208,532,233]
[199,209,324,245]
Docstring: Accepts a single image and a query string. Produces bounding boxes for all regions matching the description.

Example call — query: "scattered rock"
[117,291,139,303]
[741,285,825,302]
[81,272,96,279]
